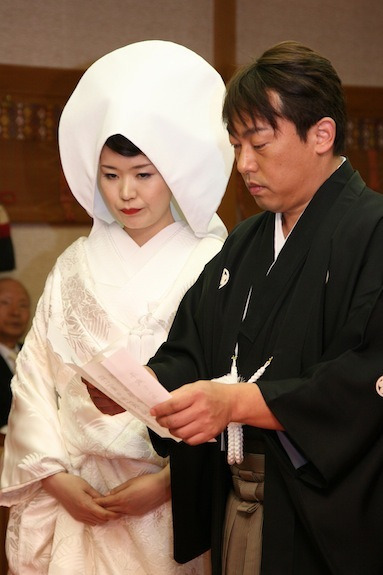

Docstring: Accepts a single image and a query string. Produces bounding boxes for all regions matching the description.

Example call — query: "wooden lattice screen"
[0,64,88,224]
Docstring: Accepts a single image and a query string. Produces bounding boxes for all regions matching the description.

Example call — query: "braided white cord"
[227,422,244,465]
[224,356,273,465]
[248,357,273,383]
[226,355,241,464]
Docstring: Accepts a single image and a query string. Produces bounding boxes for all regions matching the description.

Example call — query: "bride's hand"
[94,466,171,515]
[42,472,121,525]
[82,378,126,415]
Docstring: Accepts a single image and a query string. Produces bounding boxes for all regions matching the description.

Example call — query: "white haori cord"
[214,354,272,465]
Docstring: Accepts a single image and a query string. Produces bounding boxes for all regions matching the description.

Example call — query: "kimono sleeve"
[259,288,383,487]
[0,267,71,504]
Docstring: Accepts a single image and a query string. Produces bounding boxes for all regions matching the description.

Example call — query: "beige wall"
[0,0,214,68]
[1,0,382,316]
[237,0,383,86]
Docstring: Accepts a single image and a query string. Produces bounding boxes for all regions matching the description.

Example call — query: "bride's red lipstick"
[121,208,141,215]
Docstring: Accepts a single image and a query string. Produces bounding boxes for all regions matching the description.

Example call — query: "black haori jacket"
[149,160,383,574]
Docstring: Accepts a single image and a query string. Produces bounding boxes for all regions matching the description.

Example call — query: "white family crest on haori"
[219,267,230,289]
[376,375,383,397]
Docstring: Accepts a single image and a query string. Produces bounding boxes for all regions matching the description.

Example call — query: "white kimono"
[1,221,222,574]
[0,40,234,574]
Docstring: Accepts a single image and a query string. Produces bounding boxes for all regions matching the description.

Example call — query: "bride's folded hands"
[42,472,121,525]
[94,465,171,515]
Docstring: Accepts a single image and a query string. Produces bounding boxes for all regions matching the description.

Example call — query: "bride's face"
[98,145,174,246]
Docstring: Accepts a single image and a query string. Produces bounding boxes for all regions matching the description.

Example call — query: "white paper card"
[69,345,180,441]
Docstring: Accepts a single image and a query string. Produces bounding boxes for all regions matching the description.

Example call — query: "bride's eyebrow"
[100,162,153,170]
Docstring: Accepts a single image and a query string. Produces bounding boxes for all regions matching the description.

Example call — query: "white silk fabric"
[1,222,218,574]
[0,40,234,574]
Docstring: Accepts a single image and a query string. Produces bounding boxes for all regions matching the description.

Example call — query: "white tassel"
[214,356,272,465]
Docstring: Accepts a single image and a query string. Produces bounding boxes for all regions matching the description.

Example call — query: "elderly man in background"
[0,277,30,435]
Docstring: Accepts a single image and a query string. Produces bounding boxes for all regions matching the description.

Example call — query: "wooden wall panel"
[344,86,383,194]
[213,0,239,231]
[1,65,382,228]
[0,64,89,224]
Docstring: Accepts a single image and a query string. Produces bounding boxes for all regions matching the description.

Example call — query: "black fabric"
[148,160,383,574]
[0,236,15,272]
[0,354,14,427]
